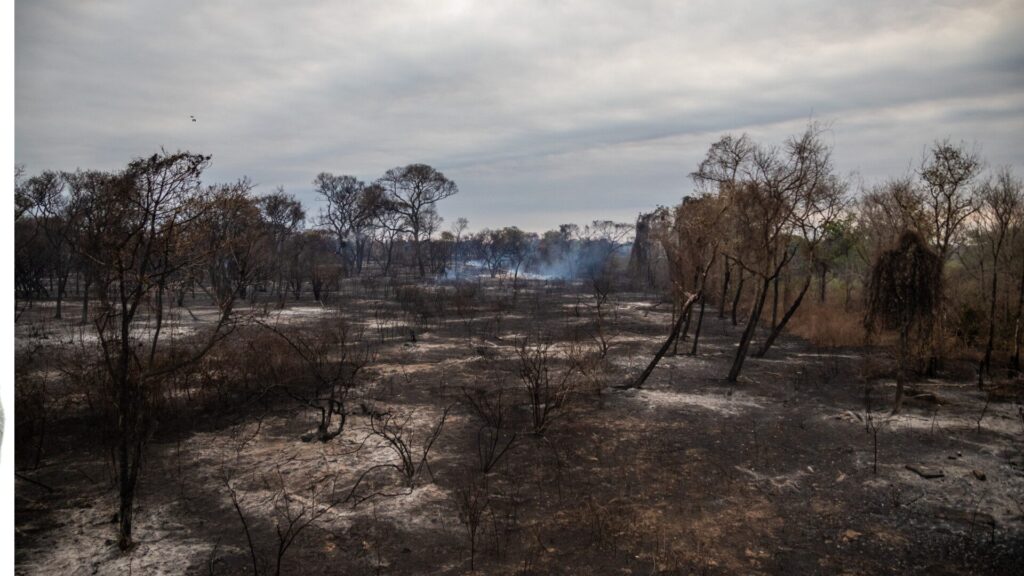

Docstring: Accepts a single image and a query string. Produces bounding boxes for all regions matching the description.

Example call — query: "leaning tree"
[627,194,724,389]
[865,231,943,414]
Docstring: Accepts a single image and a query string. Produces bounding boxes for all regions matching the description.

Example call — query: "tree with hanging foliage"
[865,231,943,414]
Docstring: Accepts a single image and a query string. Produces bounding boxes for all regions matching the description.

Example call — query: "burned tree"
[201,180,269,305]
[462,386,518,473]
[865,231,942,414]
[80,151,246,550]
[499,226,537,287]
[363,184,406,276]
[258,188,305,302]
[754,172,848,357]
[21,171,82,319]
[627,195,724,389]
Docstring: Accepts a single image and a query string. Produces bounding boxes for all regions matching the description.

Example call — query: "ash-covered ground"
[15,278,1024,575]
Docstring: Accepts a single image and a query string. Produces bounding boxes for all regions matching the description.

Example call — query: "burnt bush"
[462,386,519,473]
[515,336,582,435]
[258,316,371,442]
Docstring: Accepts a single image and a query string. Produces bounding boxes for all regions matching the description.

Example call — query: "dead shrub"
[396,284,447,331]
[453,470,491,571]
[453,280,483,338]
[515,336,581,435]
[345,405,453,503]
[462,386,519,473]
[258,316,370,442]
[223,466,337,576]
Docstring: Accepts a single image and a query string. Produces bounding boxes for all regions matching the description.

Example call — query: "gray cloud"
[16,0,1024,231]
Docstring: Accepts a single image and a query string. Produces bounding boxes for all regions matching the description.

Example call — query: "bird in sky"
[190,115,196,123]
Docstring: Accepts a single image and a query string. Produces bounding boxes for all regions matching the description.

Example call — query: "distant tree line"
[16,158,641,315]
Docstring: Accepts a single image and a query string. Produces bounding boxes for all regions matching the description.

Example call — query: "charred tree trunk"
[1012,260,1024,372]
[415,234,427,278]
[628,293,699,389]
[719,259,731,319]
[754,275,811,358]
[54,271,69,320]
[819,264,828,303]
[149,280,166,364]
[80,274,91,325]
[731,269,745,326]
[115,287,143,551]
[771,275,780,330]
[355,236,366,276]
[727,276,772,383]
[674,302,693,355]
[690,294,707,355]
[926,277,946,377]
[980,240,1005,384]
[892,326,908,415]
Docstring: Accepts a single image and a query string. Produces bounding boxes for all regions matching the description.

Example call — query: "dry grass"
[786,301,867,348]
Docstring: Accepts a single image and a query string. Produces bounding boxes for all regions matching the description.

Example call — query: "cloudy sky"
[15,0,1024,232]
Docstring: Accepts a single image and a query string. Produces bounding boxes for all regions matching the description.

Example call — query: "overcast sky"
[15,0,1024,232]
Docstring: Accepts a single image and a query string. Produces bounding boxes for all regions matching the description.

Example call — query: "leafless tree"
[344,405,453,503]
[223,466,338,576]
[628,195,724,388]
[81,151,246,550]
[920,140,983,264]
[450,217,471,277]
[976,168,1023,382]
[258,188,305,303]
[199,180,269,305]
[754,170,848,357]
[454,471,491,571]
[365,185,407,276]
[473,229,506,278]
[22,171,81,319]
[500,227,537,288]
